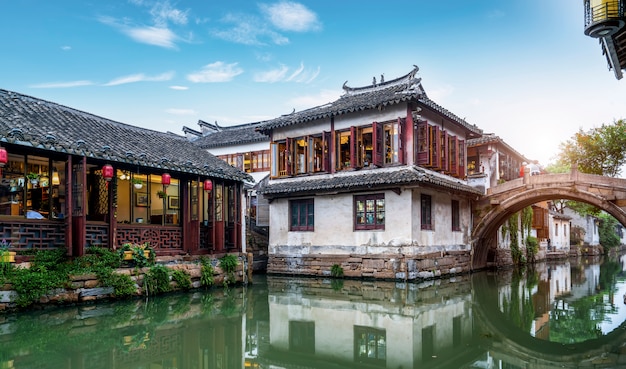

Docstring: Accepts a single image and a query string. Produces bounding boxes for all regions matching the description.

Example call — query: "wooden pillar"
[108,173,117,250]
[65,155,73,256]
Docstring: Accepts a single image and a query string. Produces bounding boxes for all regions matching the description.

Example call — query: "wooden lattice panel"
[86,223,109,247]
[0,220,65,249]
[116,225,182,251]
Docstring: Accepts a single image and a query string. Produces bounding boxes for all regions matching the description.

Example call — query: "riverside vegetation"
[0,245,241,311]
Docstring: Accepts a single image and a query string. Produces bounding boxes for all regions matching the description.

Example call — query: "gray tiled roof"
[192,121,268,149]
[0,89,252,182]
[467,134,530,162]
[257,166,483,199]
[257,66,482,136]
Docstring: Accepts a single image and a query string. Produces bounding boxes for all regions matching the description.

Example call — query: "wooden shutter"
[398,118,405,164]
[373,121,384,167]
[429,125,441,169]
[449,135,458,177]
[440,130,448,172]
[285,137,293,176]
[350,126,357,168]
[416,120,430,166]
[458,140,465,177]
[322,131,331,172]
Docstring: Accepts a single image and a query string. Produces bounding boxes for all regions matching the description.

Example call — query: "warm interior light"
[52,169,60,186]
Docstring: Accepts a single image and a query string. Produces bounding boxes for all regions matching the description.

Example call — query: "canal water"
[1,255,626,369]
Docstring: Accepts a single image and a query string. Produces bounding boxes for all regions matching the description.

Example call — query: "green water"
[1,255,626,369]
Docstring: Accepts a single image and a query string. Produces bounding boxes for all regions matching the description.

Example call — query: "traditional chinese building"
[256,66,484,279]
[0,89,250,257]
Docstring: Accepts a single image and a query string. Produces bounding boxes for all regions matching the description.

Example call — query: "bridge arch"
[471,172,626,270]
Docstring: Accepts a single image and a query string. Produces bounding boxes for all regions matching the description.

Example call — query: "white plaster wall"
[269,188,414,254]
[550,217,570,250]
[268,186,471,255]
[206,141,268,156]
[565,208,600,246]
[410,189,471,250]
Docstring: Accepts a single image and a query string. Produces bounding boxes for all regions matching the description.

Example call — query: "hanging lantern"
[102,164,114,182]
[0,147,7,168]
[161,173,171,188]
[203,179,213,192]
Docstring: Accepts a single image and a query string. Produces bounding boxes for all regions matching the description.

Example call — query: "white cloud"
[169,85,188,90]
[104,71,174,86]
[166,108,196,115]
[30,80,94,88]
[149,0,189,26]
[212,13,288,45]
[254,63,320,83]
[260,1,321,32]
[61,46,71,51]
[254,65,289,83]
[125,26,178,48]
[187,62,243,83]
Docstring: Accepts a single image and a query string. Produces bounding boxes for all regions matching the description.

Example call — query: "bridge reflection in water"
[1,255,626,369]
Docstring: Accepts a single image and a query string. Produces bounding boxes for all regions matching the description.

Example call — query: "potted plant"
[0,239,15,263]
[118,242,154,267]
[130,178,143,189]
[26,172,39,185]
[157,190,166,199]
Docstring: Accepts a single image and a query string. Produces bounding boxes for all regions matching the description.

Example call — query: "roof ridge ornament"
[44,133,57,144]
[73,139,86,149]
[342,65,420,95]
[7,128,24,141]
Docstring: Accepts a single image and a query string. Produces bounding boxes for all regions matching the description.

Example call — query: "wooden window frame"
[289,198,314,231]
[451,199,460,232]
[354,193,385,231]
[354,326,387,365]
[421,194,433,230]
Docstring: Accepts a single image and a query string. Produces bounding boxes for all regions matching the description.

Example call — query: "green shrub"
[144,265,171,295]
[100,272,137,297]
[219,254,238,287]
[171,269,191,290]
[9,267,65,307]
[330,264,344,278]
[200,257,214,288]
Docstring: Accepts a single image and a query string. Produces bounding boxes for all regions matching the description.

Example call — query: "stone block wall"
[0,253,250,313]
[268,250,472,281]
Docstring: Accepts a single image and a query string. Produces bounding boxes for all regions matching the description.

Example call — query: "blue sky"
[1,0,624,167]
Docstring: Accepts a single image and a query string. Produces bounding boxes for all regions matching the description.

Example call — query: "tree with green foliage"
[556,119,626,177]
[598,213,621,251]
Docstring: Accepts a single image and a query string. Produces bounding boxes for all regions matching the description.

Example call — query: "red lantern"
[161,173,171,187]
[0,147,7,168]
[102,164,114,182]
[203,180,213,192]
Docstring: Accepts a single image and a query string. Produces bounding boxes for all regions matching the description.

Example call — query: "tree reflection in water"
[0,254,626,368]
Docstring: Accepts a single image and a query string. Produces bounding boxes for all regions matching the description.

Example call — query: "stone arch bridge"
[472,168,626,270]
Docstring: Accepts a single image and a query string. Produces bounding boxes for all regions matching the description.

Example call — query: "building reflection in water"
[1,255,626,369]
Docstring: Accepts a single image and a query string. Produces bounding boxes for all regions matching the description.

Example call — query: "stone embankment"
[0,253,251,313]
